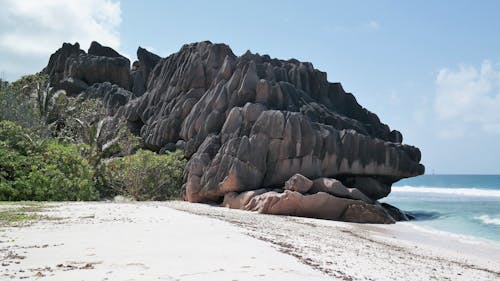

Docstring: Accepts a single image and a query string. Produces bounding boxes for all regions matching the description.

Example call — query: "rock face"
[80,82,132,115]
[42,42,85,89]
[44,40,424,223]
[130,47,162,97]
[43,42,132,95]
[88,41,128,60]
[64,53,130,91]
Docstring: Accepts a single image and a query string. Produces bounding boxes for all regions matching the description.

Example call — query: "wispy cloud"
[366,20,380,30]
[326,20,381,33]
[434,60,500,138]
[0,0,122,81]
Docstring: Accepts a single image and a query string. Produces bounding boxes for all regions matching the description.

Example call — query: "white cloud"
[0,0,121,81]
[434,60,500,137]
[436,126,465,139]
[366,20,380,30]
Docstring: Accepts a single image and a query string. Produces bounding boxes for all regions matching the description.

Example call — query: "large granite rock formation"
[44,40,424,223]
[118,41,423,209]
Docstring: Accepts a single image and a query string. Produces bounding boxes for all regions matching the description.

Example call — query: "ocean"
[382,175,500,243]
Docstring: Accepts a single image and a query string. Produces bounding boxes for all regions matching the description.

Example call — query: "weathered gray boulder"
[80,82,132,115]
[64,53,130,90]
[284,173,313,194]
[43,42,131,94]
[310,177,373,204]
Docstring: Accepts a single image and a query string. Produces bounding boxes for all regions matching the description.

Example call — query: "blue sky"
[1,0,499,174]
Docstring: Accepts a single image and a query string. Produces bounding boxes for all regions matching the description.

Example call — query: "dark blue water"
[383,175,500,243]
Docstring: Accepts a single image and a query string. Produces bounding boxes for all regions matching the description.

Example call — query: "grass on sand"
[0,202,46,227]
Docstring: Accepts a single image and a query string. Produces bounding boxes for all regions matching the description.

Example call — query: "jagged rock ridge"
[42,41,161,100]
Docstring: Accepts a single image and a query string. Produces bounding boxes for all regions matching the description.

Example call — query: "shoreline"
[1,201,499,280]
[169,201,500,280]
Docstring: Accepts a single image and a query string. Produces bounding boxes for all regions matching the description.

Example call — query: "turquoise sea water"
[383,175,500,243]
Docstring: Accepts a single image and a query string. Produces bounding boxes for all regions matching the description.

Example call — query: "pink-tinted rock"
[311,178,373,204]
[223,190,395,224]
[221,188,269,209]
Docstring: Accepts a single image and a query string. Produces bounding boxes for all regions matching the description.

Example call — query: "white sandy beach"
[1,201,499,280]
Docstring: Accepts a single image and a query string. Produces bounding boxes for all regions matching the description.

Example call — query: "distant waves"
[392,186,500,198]
[475,215,500,226]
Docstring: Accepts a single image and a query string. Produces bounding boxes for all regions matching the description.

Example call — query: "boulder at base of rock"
[342,203,395,224]
[222,189,395,224]
[381,202,411,221]
[284,173,313,194]
[310,177,373,204]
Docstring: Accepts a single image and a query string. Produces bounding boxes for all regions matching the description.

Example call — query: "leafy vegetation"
[0,121,98,201]
[0,74,186,202]
[0,75,46,134]
[103,150,186,200]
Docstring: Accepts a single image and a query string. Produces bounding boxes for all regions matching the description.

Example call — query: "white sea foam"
[475,215,500,226]
[392,186,500,198]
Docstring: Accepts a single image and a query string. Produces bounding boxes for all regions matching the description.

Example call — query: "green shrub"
[103,150,186,200]
[0,120,40,154]
[0,121,98,201]
[101,121,142,158]
[49,97,107,144]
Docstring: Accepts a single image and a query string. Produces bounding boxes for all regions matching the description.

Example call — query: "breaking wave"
[392,186,500,198]
[474,215,500,226]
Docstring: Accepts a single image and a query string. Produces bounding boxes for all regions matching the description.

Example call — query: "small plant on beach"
[0,202,46,226]
[103,149,186,200]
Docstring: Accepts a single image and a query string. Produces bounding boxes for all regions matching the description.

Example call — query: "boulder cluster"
[43,40,424,223]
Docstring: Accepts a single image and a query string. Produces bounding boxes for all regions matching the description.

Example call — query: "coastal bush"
[49,96,107,144]
[0,77,45,133]
[101,121,142,158]
[0,121,98,201]
[103,150,186,200]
